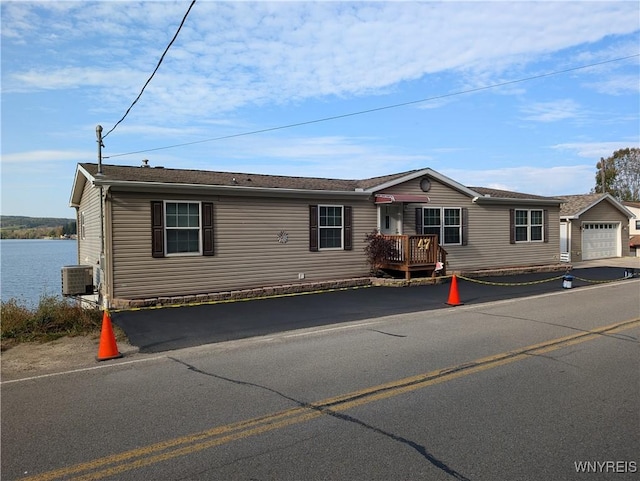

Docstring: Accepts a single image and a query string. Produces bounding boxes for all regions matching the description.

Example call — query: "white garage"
[581,223,620,260]
[559,193,633,263]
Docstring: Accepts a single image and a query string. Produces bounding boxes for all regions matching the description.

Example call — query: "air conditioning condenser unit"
[61,265,94,296]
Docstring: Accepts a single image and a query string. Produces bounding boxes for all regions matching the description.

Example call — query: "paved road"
[112,266,637,353]
[3,279,638,481]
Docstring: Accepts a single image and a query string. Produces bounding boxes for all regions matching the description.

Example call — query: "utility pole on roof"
[96,125,104,175]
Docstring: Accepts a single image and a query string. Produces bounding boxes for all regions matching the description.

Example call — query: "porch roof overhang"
[374,194,430,204]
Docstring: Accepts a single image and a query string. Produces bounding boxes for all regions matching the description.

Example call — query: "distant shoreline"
[1,236,77,241]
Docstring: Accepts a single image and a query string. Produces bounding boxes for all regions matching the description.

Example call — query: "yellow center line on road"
[23,317,640,481]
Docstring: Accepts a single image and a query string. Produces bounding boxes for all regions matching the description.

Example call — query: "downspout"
[74,206,81,263]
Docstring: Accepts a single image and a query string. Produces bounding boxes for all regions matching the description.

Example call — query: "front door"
[560,222,570,262]
[380,205,402,235]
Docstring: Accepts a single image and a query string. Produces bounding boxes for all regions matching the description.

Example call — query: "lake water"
[1,239,78,307]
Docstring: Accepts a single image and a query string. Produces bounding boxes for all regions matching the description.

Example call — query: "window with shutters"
[309,205,352,251]
[166,202,200,254]
[151,201,214,257]
[513,209,544,242]
[419,207,463,245]
[319,205,343,249]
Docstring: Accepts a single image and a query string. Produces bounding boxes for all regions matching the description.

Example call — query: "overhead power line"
[105,53,639,159]
[102,0,197,140]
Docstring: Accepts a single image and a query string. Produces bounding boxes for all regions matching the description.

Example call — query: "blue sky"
[1,0,639,218]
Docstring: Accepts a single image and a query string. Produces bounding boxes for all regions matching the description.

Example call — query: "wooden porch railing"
[379,234,447,280]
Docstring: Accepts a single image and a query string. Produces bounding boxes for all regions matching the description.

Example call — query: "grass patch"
[1,295,104,350]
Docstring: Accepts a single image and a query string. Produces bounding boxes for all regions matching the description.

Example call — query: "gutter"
[90,178,374,200]
[472,196,561,206]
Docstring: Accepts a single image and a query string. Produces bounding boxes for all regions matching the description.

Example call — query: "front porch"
[378,234,447,280]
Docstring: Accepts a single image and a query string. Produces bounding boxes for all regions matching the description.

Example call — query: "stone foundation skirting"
[110,278,373,309]
[458,263,569,278]
[109,264,570,309]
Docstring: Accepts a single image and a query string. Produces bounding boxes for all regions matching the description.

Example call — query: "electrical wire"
[102,0,197,140]
[104,52,638,159]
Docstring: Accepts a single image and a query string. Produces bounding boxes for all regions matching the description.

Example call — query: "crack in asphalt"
[168,357,472,481]
[367,328,408,338]
[476,311,639,343]
[523,350,582,369]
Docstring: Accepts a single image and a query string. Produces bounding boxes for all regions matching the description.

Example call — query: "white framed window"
[309,205,353,251]
[514,209,544,242]
[420,207,462,245]
[164,201,202,255]
[319,205,344,249]
[151,200,214,258]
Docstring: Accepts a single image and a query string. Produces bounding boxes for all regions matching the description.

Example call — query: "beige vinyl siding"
[568,221,582,262]
[382,177,561,271]
[569,200,630,262]
[449,203,560,271]
[76,180,102,286]
[109,192,375,300]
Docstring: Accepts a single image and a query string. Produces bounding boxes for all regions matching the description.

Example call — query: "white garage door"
[582,223,619,260]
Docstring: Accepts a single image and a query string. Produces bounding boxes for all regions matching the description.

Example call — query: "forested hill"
[0,216,76,239]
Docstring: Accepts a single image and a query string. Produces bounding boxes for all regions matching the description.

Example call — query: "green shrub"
[1,295,103,349]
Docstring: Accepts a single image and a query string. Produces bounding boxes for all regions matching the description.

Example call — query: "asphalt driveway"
[111,266,637,353]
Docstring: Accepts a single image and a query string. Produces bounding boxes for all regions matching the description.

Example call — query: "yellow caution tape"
[456,275,564,286]
[111,273,632,312]
[570,276,627,284]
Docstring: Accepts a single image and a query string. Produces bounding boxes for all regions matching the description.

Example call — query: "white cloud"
[552,142,640,159]
[183,135,431,179]
[520,99,582,122]
[586,74,640,95]
[1,150,92,164]
[442,165,598,196]
[3,1,638,117]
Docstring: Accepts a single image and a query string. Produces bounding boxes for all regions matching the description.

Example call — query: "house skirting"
[109,263,569,309]
[110,278,373,309]
[458,263,568,277]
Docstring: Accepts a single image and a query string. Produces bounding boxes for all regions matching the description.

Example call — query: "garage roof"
[558,193,635,219]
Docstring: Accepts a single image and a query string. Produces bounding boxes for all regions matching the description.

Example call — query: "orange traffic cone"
[96,310,123,361]
[445,275,463,306]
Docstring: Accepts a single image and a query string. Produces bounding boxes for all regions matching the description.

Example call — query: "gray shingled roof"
[79,163,561,204]
[557,193,606,216]
[470,186,559,201]
[80,163,418,192]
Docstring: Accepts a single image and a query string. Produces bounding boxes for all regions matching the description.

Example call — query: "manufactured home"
[69,162,562,308]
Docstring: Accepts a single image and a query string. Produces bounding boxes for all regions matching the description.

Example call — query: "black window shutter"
[415,207,423,234]
[151,201,164,257]
[344,206,352,251]
[461,207,469,246]
[509,209,516,244]
[543,209,549,243]
[202,202,215,256]
[309,205,318,252]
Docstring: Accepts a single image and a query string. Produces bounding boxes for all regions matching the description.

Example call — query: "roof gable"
[558,193,634,219]
[363,168,480,197]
